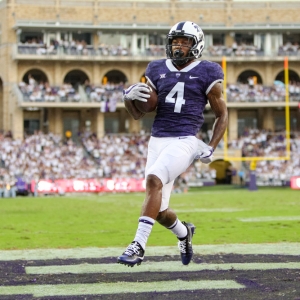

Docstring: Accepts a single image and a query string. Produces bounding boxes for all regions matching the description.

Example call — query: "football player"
[118,21,228,267]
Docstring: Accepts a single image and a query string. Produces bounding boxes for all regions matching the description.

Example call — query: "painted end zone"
[0,243,300,299]
[0,243,299,261]
[0,280,245,297]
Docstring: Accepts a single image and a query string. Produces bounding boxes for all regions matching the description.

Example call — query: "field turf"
[0,185,299,250]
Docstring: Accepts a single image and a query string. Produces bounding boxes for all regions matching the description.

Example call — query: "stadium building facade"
[0,0,299,170]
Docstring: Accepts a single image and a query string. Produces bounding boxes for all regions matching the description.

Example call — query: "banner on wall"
[290,176,300,190]
[31,178,146,194]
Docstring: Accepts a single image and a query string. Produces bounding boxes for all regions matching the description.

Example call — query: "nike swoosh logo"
[189,76,198,79]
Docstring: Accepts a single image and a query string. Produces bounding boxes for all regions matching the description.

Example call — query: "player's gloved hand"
[122,83,150,102]
[195,140,214,164]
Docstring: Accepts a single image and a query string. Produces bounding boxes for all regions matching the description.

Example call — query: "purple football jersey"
[145,59,224,137]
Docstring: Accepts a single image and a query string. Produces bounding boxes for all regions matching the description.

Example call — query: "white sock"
[167,219,187,239]
[133,216,155,250]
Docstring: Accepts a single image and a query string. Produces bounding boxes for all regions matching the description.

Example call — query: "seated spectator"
[228,128,300,186]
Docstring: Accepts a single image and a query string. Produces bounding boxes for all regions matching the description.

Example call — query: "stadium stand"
[17,41,300,58]
[0,128,299,196]
[18,80,300,104]
[0,0,300,193]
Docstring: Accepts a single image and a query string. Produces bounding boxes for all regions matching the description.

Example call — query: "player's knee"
[146,174,163,190]
[156,209,169,226]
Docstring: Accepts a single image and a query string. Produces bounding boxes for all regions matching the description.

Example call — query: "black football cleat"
[178,222,196,265]
[117,241,145,267]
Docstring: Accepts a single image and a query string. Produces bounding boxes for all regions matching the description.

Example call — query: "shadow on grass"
[189,184,291,192]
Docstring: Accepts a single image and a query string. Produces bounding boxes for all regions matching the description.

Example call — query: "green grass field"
[0,186,299,250]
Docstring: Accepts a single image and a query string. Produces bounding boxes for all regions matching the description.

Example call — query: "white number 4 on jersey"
[165,82,186,113]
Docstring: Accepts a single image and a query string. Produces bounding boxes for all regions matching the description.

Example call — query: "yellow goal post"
[221,56,291,163]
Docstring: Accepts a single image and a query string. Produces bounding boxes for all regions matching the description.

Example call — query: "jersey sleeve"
[204,61,224,95]
[145,61,160,91]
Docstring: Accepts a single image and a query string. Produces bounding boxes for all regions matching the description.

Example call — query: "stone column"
[131,63,141,84]
[0,82,3,130]
[118,109,128,132]
[54,61,62,86]
[254,34,261,50]
[263,107,274,131]
[257,108,264,129]
[48,108,63,136]
[129,118,141,134]
[140,35,145,54]
[131,33,138,56]
[228,108,238,141]
[6,85,23,139]
[12,106,23,139]
[225,33,234,48]
[264,62,273,85]
[93,62,100,86]
[91,108,105,138]
[264,33,272,56]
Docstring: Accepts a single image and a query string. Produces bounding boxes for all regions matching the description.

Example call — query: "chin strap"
[172,56,194,67]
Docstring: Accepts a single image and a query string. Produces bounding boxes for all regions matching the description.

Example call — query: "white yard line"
[177,208,245,212]
[0,243,300,261]
[239,216,300,222]
[26,262,300,275]
[0,280,245,297]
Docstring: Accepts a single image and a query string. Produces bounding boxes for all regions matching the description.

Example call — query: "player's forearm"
[124,100,145,120]
[209,112,228,150]
[207,82,228,149]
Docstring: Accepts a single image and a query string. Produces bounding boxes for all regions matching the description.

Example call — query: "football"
[134,87,158,113]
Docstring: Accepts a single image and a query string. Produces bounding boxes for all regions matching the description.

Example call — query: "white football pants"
[145,136,198,212]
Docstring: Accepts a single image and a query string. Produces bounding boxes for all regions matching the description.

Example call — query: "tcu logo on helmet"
[193,24,200,33]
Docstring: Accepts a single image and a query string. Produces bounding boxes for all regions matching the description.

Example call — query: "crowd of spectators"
[0,131,99,187]
[207,42,261,57]
[19,78,300,105]
[18,39,164,57]
[278,42,300,56]
[81,129,219,186]
[207,41,300,57]
[0,131,154,190]
[1,127,300,197]
[19,74,81,103]
[0,130,217,196]
[228,128,300,186]
[18,39,300,57]
[81,131,149,179]
[226,81,300,102]
[83,80,123,112]
[18,77,122,111]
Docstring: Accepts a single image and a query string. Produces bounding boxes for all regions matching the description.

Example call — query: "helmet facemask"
[166,35,196,66]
